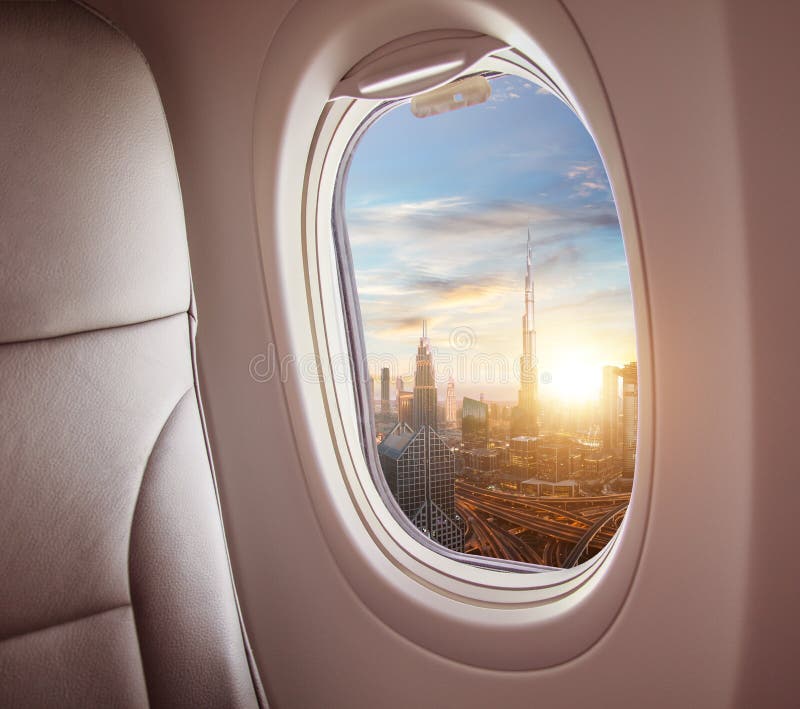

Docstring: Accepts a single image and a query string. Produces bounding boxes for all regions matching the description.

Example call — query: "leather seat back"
[0,3,262,706]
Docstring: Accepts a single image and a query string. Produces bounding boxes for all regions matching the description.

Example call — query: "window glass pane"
[340,74,637,568]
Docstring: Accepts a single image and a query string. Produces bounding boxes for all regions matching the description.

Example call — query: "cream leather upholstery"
[0,3,262,706]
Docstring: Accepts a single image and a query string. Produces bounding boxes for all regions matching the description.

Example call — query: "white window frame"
[328,55,597,575]
[253,0,653,671]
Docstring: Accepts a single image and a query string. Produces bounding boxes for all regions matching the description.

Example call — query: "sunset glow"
[345,74,636,404]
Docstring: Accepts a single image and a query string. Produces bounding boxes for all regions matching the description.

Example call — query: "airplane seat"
[0,2,263,706]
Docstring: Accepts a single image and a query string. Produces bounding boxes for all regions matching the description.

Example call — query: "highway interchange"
[456,481,630,568]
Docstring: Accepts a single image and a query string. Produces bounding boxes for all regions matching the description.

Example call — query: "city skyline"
[360,76,637,566]
[346,74,636,403]
[364,308,637,406]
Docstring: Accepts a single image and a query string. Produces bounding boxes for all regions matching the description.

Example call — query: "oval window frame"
[330,57,612,575]
[253,0,654,671]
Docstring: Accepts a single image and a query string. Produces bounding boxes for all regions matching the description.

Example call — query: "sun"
[543,354,601,404]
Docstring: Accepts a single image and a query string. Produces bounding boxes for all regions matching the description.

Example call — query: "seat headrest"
[0,1,190,344]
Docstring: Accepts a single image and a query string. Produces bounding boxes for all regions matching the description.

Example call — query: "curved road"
[455,480,630,569]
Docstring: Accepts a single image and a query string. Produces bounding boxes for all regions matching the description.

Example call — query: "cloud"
[347,196,617,246]
[371,315,430,341]
[489,80,527,103]
[350,205,629,363]
[535,86,551,95]
[539,287,633,316]
[565,162,611,198]
[566,163,594,179]
[362,272,512,321]
[403,274,510,311]
[534,244,582,270]
[404,273,506,295]
[374,196,469,215]
[346,197,622,328]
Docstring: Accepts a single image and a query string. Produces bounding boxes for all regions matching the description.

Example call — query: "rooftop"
[521,477,580,488]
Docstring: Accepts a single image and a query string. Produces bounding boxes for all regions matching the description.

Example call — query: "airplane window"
[334,73,637,569]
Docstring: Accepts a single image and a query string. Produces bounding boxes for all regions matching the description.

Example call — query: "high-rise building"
[512,229,539,437]
[395,375,404,399]
[464,448,500,477]
[380,367,390,414]
[397,391,414,427]
[602,365,621,450]
[510,436,538,480]
[461,396,488,450]
[412,321,437,431]
[377,423,463,552]
[367,375,375,411]
[445,378,456,424]
[537,442,571,482]
[582,451,615,479]
[622,361,638,476]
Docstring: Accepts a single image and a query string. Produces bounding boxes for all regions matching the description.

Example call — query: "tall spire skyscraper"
[378,322,463,552]
[412,320,438,431]
[513,228,539,436]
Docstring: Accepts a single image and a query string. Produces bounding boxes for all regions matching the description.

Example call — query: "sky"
[344,75,636,403]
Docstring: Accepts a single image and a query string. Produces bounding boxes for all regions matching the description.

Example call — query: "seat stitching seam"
[0,603,132,645]
[0,310,189,348]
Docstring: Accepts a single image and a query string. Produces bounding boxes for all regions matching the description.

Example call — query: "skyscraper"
[602,365,622,450]
[512,228,539,437]
[378,423,463,552]
[622,361,638,477]
[462,396,488,450]
[445,378,456,424]
[510,436,538,479]
[397,391,414,427]
[537,441,571,482]
[395,375,404,399]
[376,324,463,552]
[412,321,437,431]
[380,367,390,414]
